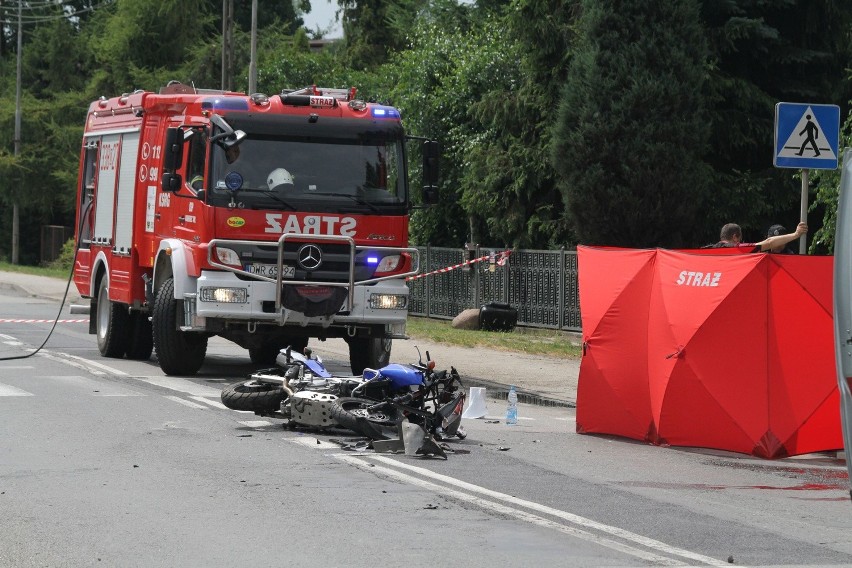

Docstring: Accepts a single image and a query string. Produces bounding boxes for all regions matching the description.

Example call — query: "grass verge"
[0,261,71,280]
[405,316,581,359]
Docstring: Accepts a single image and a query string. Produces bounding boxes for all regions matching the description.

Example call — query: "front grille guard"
[207,234,420,320]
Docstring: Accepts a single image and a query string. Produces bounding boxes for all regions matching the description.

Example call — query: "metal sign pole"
[800,168,809,254]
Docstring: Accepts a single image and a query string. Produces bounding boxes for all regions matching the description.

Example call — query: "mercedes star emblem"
[297,244,322,271]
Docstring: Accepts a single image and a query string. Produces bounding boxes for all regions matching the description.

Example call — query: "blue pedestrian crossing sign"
[774,102,840,170]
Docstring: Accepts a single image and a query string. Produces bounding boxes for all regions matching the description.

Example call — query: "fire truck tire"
[289,337,309,354]
[125,312,154,360]
[347,337,392,375]
[96,278,130,358]
[221,379,285,412]
[152,277,208,376]
[248,344,281,365]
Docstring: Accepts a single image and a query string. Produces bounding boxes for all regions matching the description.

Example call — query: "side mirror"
[222,129,247,148]
[161,172,182,192]
[422,186,439,205]
[422,140,440,205]
[162,127,184,172]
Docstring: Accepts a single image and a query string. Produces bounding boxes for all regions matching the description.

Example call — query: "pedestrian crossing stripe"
[774,102,840,170]
[0,383,34,396]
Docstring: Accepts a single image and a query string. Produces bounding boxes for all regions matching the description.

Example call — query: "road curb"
[0,280,82,304]
[460,375,575,409]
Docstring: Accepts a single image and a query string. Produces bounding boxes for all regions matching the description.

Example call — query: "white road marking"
[40,350,127,376]
[22,375,145,397]
[0,319,88,323]
[355,455,730,567]
[291,436,340,450]
[163,395,208,410]
[239,420,275,428]
[335,454,697,566]
[0,382,33,396]
[0,333,17,340]
[128,376,221,397]
[190,396,231,410]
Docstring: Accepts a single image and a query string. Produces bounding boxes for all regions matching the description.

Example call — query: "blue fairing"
[377,364,424,388]
[305,359,332,378]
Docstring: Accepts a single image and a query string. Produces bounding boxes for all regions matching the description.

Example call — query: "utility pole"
[248,0,257,93]
[221,0,233,90]
[0,0,7,58]
[11,0,21,264]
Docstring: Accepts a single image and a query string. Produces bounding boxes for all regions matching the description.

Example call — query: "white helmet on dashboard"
[267,168,294,189]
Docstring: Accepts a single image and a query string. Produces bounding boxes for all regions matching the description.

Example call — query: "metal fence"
[408,246,581,332]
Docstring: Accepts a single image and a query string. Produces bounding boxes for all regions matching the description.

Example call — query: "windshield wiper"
[240,188,297,211]
[307,192,380,213]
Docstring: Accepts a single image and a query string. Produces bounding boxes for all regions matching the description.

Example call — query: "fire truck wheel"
[221,379,285,412]
[248,344,281,365]
[347,337,392,375]
[152,277,208,375]
[96,278,130,358]
[289,337,309,354]
[125,312,153,360]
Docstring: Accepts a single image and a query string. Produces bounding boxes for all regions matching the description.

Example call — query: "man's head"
[767,224,794,253]
[720,223,742,243]
[767,224,786,237]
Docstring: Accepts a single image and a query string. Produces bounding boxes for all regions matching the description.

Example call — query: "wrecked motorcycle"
[220,347,467,450]
[329,357,467,446]
[221,347,364,427]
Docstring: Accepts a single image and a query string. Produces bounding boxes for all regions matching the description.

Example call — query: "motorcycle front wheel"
[330,397,399,440]
[221,379,285,412]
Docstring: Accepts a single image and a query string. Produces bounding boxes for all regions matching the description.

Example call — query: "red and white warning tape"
[406,250,512,281]
[0,319,89,323]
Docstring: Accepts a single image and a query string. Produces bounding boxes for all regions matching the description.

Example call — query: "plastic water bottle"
[506,385,518,425]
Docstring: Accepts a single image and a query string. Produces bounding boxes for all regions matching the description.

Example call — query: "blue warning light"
[371,106,400,119]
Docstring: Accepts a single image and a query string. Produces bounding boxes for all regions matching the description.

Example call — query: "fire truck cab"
[73,82,438,376]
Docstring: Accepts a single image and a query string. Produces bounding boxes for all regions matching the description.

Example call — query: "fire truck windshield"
[208,132,407,215]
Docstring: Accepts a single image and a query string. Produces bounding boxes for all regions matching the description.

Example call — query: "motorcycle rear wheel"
[330,397,398,440]
[221,379,285,412]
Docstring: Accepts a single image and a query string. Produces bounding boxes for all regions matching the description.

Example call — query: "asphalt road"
[1,289,851,567]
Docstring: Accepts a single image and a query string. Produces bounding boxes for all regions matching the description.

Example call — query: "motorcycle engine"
[290,391,338,427]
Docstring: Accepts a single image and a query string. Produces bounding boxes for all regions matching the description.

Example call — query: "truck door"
[92,134,121,248]
[73,140,99,287]
[78,141,97,248]
[832,149,852,497]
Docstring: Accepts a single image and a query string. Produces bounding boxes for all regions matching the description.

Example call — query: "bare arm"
[755,222,808,252]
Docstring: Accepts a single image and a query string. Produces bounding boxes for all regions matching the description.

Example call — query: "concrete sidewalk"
[0,270,579,408]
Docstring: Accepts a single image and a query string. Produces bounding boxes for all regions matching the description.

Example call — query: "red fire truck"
[72,81,438,376]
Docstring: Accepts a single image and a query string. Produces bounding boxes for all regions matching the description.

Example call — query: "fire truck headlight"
[214,247,241,268]
[200,287,248,303]
[369,294,407,310]
[373,255,401,275]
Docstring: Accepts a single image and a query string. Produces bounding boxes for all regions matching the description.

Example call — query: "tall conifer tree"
[552,0,712,248]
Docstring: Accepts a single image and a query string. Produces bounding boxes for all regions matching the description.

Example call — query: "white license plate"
[246,263,295,279]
